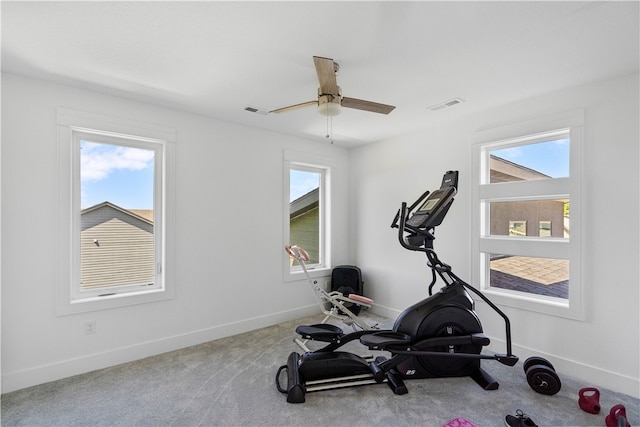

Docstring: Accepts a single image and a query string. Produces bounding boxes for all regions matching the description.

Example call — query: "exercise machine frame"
[276,171,519,403]
[285,245,376,352]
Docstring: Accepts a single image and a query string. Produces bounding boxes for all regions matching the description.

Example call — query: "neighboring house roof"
[490,155,550,182]
[82,201,153,225]
[290,188,318,218]
[129,209,154,222]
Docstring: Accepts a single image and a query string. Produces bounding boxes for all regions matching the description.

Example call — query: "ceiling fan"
[269,56,396,116]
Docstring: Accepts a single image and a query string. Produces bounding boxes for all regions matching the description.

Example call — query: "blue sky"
[81,141,155,209]
[290,169,320,202]
[491,138,570,178]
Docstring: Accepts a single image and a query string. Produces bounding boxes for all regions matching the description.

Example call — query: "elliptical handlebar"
[396,201,436,254]
[393,172,458,253]
[391,189,431,230]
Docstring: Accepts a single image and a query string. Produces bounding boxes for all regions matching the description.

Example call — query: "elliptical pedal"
[295,324,344,342]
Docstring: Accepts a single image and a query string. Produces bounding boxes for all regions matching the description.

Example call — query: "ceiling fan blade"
[313,56,339,95]
[342,97,396,114]
[270,100,318,114]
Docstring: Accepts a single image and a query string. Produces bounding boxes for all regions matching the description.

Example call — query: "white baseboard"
[487,337,640,399]
[2,305,317,394]
[370,304,402,320]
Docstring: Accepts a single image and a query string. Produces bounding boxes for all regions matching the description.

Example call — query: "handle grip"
[285,245,310,262]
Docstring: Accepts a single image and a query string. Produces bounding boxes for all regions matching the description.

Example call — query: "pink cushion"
[348,294,373,305]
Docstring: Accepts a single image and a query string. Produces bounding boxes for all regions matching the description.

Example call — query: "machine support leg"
[285,352,306,403]
[470,368,499,390]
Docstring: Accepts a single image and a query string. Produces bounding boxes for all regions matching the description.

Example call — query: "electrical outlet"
[84,320,96,335]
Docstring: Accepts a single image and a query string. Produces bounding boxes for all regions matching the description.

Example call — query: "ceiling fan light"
[318,101,341,116]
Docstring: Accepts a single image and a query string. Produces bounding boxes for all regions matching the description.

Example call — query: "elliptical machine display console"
[277,171,556,403]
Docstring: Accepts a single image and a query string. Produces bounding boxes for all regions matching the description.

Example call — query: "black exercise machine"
[276,171,557,403]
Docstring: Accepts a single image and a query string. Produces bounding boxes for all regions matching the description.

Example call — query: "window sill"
[57,287,174,316]
[478,287,584,320]
[284,266,331,283]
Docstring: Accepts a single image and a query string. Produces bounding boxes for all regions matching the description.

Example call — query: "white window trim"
[72,131,164,299]
[283,150,333,282]
[56,108,176,315]
[471,109,584,320]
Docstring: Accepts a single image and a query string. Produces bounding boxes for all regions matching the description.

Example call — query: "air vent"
[428,98,465,112]
[244,106,269,115]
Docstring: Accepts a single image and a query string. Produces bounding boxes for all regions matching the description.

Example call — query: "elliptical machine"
[276,171,519,403]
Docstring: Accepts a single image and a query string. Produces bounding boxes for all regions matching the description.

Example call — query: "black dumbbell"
[523,356,561,395]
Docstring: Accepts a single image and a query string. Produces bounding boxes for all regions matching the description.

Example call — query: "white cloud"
[81,142,154,181]
[495,146,523,159]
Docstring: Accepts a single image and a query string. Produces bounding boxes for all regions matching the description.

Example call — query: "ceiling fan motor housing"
[318,87,342,116]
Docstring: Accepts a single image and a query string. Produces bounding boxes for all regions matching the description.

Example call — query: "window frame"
[57,108,176,315]
[471,109,584,319]
[283,150,332,282]
[73,131,163,299]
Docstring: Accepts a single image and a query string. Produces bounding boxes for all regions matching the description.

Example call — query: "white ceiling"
[2,1,638,147]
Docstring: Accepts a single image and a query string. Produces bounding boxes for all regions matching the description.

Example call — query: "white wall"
[3,72,638,398]
[351,73,640,397]
[0,73,352,393]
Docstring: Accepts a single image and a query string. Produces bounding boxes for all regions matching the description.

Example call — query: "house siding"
[81,204,154,289]
[290,206,319,264]
[489,156,567,238]
[289,188,320,264]
[490,200,566,238]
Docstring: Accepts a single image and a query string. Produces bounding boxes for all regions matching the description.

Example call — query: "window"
[283,150,332,280]
[289,166,322,265]
[57,108,176,314]
[76,133,161,298]
[508,220,527,237]
[471,110,584,319]
[539,221,552,237]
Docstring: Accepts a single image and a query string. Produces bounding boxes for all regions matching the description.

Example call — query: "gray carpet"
[2,313,638,426]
